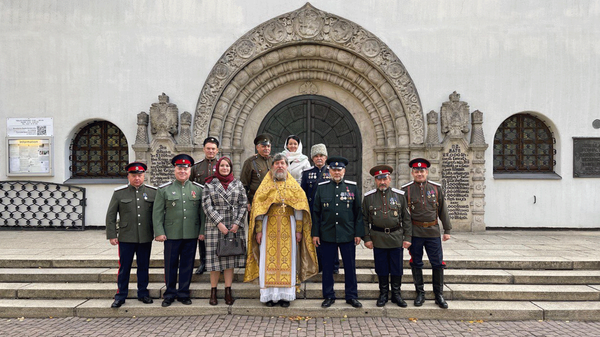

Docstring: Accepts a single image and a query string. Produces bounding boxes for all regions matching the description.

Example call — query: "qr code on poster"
[37,126,47,135]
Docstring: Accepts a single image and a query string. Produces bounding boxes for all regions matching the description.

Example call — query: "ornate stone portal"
[132,5,489,231]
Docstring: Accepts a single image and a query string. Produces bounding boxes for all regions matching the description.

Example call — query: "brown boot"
[225,287,235,305]
[209,287,218,306]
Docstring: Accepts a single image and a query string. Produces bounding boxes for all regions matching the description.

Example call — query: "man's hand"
[354,237,361,245]
[247,204,251,213]
[442,234,451,242]
[312,237,320,247]
[109,238,119,246]
[155,235,167,242]
[296,232,302,243]
[364,241,373,249]
[198,234,205,241]
[402,241,412,249]
[256,233,262,245]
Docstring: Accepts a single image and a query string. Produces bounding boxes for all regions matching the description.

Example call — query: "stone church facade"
[0,1,598,230]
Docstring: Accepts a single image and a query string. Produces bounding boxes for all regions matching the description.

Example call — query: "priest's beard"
[273,169,287,181]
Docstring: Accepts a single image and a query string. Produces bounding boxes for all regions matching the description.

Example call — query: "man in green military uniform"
[190,136,220,275]
[401,158,451,309]
[153,154,205,307]
[240,134,273,210]
[106,162,156,308]
[362,165,412,307]
[312,157,365,308]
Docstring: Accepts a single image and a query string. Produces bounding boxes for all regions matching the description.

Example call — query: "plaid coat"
[202,178,248,271]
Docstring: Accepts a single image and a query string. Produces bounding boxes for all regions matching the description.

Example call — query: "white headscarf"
[282,136,309,164]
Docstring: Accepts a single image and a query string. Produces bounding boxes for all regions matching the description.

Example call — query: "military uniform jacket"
[106,184,157,243]
[401,180,452,238]
[311,180,365,243]
[191,157,217,184]
[300,165,331,212]
[362,188,412,249]
[240,154,272,204]
[153,179,205,240]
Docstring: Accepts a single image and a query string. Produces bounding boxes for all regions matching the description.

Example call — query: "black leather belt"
[371,225,401,234]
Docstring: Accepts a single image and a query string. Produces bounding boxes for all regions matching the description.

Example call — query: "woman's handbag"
[216,233,246,257]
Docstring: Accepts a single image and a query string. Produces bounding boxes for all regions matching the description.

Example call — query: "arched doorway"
[258,95,362,186]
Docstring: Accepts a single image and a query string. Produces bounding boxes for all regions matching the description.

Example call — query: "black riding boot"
[433,268,448,309]
[412,267,425,306]
[376,276,389,307]
[390,275,407,307]
[194,240,206,275]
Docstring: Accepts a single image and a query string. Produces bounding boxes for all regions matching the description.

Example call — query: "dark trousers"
[374,246,404,277]
[409,237,444,269]
[316,246,340,272]
[320,241,357,300]
[115,241,152,301]
[163,239,197,300]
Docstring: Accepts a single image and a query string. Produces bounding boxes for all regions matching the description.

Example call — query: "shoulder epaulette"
[159,181,173,188]
[192,181,204,188]
[144,184,157,190]
[391,188,405,195]
[401,181,414,188]
[344,180,357,185]
[318,180,331,186]
[114,185,128,191]
[364,189,376,197]
[302,166,315,172]
[428,181,441,187]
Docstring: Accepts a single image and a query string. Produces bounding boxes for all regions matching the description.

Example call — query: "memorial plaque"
[573,137,600,178]
[442,143,471,221]
[149,144,176,186]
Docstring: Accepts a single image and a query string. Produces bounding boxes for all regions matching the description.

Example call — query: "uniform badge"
[172,202,176,207]
[191,191,197,198]
[143,193,148,200]
[393,211,398,217]
[172,191,176,195]
[389,197,397,205]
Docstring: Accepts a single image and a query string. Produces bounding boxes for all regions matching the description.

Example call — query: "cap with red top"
[408,158,430,170]
[125,162,147,174]
[369,164,393,179]
[171,154,195,167]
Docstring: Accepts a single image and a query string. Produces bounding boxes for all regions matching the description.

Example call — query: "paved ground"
[1,315,600,336]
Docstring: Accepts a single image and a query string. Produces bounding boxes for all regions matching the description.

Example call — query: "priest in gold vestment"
[244,153,318,307]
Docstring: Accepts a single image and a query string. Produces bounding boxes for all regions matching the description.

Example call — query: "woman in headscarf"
[282,135,311,184]
[202,156,248,306]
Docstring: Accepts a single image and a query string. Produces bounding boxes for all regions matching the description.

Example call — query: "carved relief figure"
[150,93,179,139]
[440,91,470,139]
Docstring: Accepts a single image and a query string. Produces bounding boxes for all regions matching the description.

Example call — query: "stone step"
[1,298,600,321]
[1,282,598,302]
[1,256,598,270]
[3,268,600,285]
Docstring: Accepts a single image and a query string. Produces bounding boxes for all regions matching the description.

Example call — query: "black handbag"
[216,233,246,257]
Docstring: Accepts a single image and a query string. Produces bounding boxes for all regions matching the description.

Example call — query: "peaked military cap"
[171,154,194,167]
[203,136,220,147]
[253,134,272,146]
[125,162,147,174]
[408,158,430,169]
[326,156,348,169]
[369,164,393,179]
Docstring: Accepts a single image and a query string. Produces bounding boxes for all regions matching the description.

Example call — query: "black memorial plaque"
[573,137,600,178]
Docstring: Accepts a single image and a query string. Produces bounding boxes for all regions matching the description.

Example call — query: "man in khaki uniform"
[362,165,412,307]
[106,162,156,308]
[402,158,451,309]
[240,134,273,208]
[153,154,205,307]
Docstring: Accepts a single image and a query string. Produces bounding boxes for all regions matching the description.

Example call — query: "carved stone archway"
[193,3,425,185]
